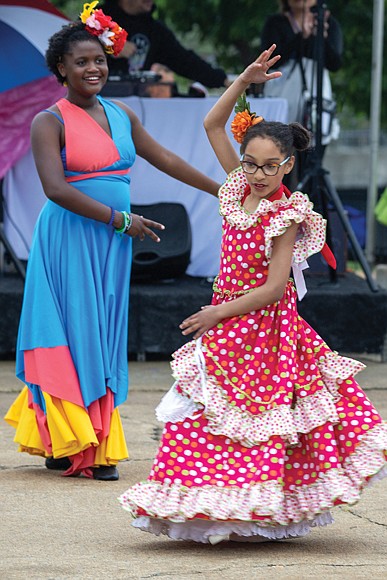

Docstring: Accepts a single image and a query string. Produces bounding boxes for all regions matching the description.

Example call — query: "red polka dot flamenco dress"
[119,167,387,542]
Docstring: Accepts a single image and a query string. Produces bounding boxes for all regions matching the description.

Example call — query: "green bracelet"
[115,211,133,236]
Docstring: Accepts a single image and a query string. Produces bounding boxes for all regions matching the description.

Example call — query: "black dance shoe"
[92,466,119,481]
[45,456,72,470]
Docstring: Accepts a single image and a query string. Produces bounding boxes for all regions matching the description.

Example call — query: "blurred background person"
[102,0,231,90]
[260,0,343,184]
[146,63,176,98]
[261,0,343,124]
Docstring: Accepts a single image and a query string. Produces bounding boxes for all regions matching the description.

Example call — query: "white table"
[3,96,288,276]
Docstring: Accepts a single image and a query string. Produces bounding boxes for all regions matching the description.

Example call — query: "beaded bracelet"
[108,207,116,226]
[115,211,133,236]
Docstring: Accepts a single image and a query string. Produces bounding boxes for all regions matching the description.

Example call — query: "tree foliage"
[330,1,380,125]
[51,0,80,20]
[156,0,387,128]
[51,0,387,127]
[156,0,273,69]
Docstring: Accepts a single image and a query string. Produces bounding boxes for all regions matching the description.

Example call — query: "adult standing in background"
[101,0,231,89]
[260,0,343,184]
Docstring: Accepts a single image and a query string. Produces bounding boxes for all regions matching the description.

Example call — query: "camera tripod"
[297,0,378,292]
[0,181,26,280]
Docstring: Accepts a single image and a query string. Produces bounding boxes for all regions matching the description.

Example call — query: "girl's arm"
[31,113,164,241]
[203,45,282,175]
[116,102,220,197]
[180,221,298,339]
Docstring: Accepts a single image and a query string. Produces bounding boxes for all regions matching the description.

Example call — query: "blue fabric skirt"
[16,173,132,409]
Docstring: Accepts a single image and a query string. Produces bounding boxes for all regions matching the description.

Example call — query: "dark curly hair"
[45,22,105,85]
[240,121,312,157]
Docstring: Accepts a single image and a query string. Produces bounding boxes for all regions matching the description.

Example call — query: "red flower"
[112,27,127,56]
[93,9,113,29]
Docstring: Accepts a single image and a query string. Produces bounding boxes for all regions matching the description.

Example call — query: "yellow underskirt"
[4,386,128,466]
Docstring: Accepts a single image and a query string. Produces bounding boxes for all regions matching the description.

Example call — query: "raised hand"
[239,45,282,86]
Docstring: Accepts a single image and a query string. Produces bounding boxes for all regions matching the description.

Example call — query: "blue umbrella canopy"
[0,0,69,93]
[0,1,68,176]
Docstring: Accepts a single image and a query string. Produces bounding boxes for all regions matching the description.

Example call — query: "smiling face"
[242,137,294,200]
[57,39,109,97]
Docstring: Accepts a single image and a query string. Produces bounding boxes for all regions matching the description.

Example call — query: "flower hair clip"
[231,93,263,144]
[80,1,127,56]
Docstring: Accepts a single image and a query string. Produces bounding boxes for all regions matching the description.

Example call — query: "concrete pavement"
[0,355,386,579]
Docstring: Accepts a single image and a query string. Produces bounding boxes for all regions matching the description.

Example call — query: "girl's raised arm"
[203,45,282,175]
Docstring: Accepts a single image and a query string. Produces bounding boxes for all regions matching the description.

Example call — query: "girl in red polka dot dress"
[119,45,387,543]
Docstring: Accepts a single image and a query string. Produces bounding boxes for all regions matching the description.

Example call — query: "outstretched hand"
[180,305,223,340]
[128,213,165,242]
[239,44,282,86]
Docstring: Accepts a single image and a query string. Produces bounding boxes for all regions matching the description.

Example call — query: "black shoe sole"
[45,456,72,470]
[92,466,119,481]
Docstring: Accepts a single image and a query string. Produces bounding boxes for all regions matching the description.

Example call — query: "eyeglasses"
[240,156,290,176]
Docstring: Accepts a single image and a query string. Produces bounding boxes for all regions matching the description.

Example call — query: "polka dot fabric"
[218,166,327,266]
[119,170,387,542]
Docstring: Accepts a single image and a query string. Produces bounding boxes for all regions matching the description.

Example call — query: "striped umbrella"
[0,0,69,176]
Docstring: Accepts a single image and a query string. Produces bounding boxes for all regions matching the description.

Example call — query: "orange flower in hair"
[231,93,263,144]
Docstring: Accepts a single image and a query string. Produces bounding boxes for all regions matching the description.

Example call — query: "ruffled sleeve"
[263,191,327,264]
[218,168,254,228]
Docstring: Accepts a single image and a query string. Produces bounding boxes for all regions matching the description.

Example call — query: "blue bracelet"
[108,207,116,226]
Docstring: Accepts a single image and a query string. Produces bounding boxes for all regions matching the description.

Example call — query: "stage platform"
[0,272,386,360]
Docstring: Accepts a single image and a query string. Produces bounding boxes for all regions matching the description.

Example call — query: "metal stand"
[0,181,26,280]
[0,225,26,279]
[298,0,378,292]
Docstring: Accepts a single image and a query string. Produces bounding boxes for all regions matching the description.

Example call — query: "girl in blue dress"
[4,2,220,481]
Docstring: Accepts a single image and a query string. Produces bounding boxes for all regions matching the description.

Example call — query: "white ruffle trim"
[158,342,364,447]
[131,511,334,543]
[156,382,201,423]
[156,381,339,447]
[119,465,385,528]
[119,424,387,527]
[263,194,327,265]
[369,464,387,485]
[343,423,387,489]
[317,351,366,401]
[121,478,283,524]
